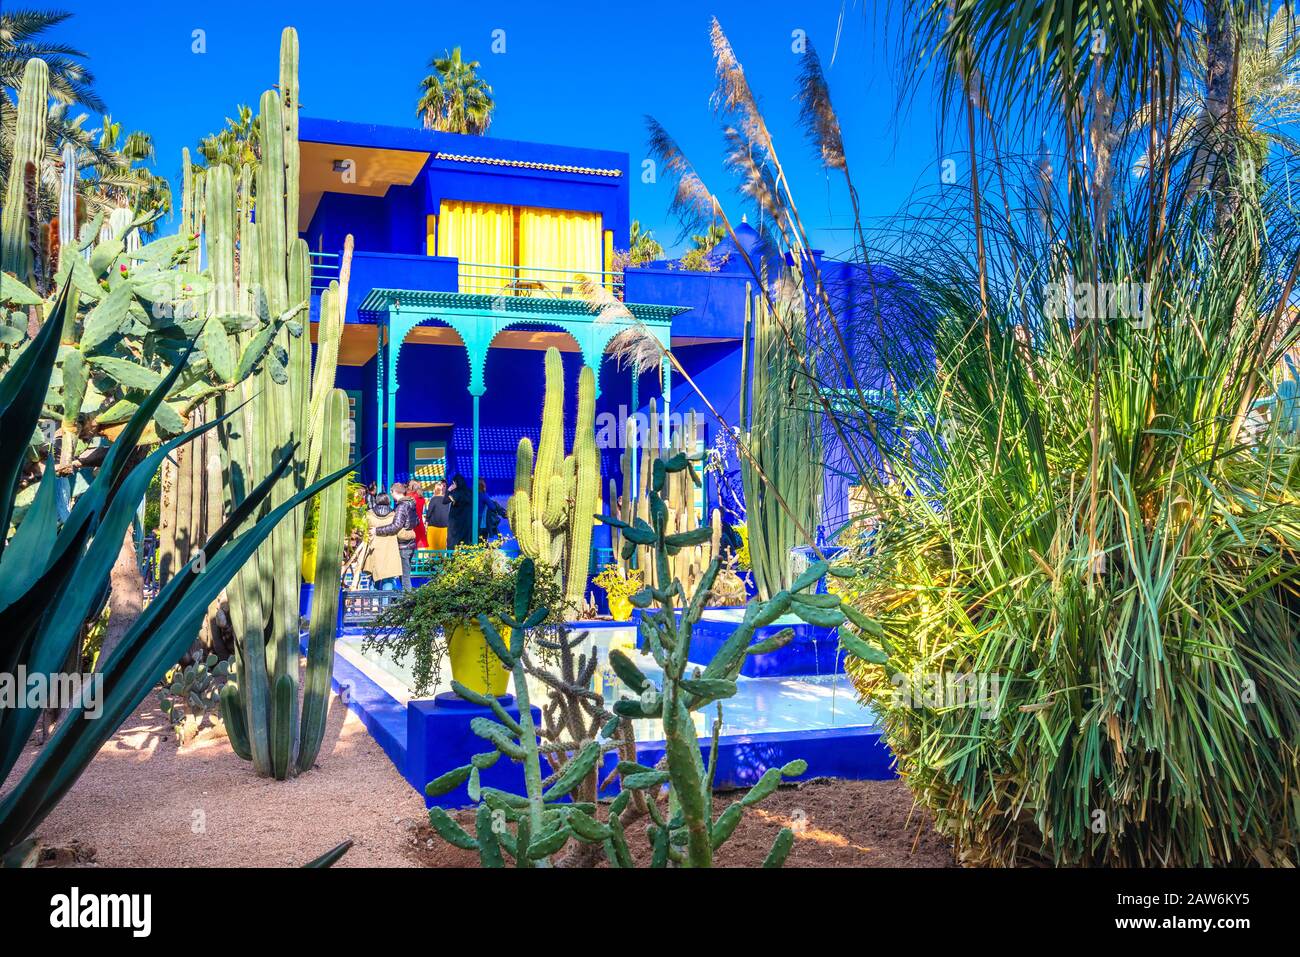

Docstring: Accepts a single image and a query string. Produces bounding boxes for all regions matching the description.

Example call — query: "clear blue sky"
[54,0,945,257]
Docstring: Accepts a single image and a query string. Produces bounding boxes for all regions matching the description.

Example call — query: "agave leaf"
[0,464,59,608]
[0,452,354,850]
[0,278,68,562]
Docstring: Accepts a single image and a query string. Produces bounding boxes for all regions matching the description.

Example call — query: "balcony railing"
[309,250,626,304]
[456,261,624,302]
[309,250,341,293]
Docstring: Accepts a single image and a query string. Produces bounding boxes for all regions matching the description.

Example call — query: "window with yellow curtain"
[517,207,603,296]
[436,200,516,293]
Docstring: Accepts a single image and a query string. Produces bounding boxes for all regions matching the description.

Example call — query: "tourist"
[446,473,474,548]
[423,479,451,550]
[372,482,419,589]
[406,479,429,548]
[478,477,508,541]
[363,494,402,590]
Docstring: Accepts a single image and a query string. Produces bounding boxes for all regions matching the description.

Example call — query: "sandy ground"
[407,778,956,868]
[15,668,954,868]
[15,680,427,868]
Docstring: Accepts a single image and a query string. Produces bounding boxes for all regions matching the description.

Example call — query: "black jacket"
[480,497,507,539]
[446,476,474,548]
[424,494,452,528]
[374,497,419,548]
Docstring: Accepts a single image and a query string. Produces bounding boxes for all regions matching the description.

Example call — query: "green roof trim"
[358,288,688,325]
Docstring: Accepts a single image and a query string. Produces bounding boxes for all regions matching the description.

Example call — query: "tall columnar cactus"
[739,280,823,599]
[176,28,352,780]
[58,145,78,270]
[508,347,601,612]
[1,58,49,283]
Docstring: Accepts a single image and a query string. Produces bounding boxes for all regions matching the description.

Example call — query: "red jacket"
[409,491,428,548]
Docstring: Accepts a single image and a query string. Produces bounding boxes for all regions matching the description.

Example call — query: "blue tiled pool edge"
[305,634,897,807]
[632,607,846,677]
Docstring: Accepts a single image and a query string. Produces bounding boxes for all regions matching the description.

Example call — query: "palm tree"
[82,118,172,231]
[1,8,116,212]
[0,8,102,112]
[690,222,725,252]
[196,104,260,169]
[628,220,664,264]
[1131,4,1300,189]
[416,47,494,134]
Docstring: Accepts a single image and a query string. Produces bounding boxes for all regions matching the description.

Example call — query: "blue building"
[297,117,869,544]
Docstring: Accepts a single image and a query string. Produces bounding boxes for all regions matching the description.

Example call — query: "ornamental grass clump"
[641,11,1300,867]
[831,158,1300,868]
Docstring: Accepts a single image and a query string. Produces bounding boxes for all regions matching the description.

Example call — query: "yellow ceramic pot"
[607,594,633,622]
[448,620,511,697]
[300,538,317,584]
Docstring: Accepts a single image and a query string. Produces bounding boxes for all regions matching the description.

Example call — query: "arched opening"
[480,322,585,502]
[386,318,468,488]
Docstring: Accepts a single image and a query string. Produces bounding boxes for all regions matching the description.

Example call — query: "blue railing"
[309,250,341,293]
[409,548,455,576]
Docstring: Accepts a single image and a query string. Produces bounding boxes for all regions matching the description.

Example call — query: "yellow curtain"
[603,230,615,292]
[517,207,603,296]
[437,201,515,293]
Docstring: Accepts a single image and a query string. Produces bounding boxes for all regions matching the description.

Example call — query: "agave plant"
[0,277,351,862]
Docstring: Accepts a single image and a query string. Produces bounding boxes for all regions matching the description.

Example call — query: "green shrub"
[834,188,1300,867]
[362,542,565,696]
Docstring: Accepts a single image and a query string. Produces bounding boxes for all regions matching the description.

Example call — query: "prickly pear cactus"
[0,54,289,529]
[159,654,231,743]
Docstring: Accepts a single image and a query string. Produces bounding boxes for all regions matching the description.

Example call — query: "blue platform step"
[308,624,894,809]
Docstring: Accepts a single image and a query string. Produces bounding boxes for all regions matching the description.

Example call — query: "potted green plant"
[362,541,564,697]
[592,563,642,621]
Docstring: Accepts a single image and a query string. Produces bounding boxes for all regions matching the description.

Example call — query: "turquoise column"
[661,355,671,447]
[470,390,482,544]
[385,323,399,488]
[374,326,385,488]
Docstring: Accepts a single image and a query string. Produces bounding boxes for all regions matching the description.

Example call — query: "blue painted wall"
[300,119,927,538]
[301,118,629,261]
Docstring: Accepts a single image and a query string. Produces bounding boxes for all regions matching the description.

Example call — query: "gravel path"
[15,669,952,869]
[16,682,426,868]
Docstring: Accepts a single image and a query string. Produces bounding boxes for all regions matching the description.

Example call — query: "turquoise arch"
[362,288,686,515]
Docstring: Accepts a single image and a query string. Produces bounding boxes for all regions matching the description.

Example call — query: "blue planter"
[407,693,542,807]
[299,581,313,618]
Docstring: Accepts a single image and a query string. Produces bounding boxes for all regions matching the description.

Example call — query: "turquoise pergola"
[358,288,688,542]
